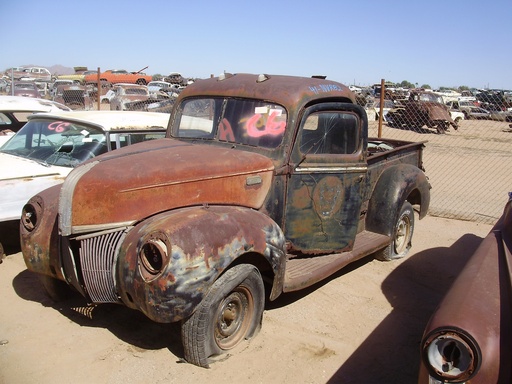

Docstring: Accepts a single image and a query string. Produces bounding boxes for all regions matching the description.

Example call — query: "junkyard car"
[464,106,491,120]
[419,193,512,383]
[17,67,52,82]
[0,111,168,259]
[147,81,178,94]
[20,73,430,367]
[84,68,152,85]
[386,90,458,133]
[53,85,94,110]
[109,83,150,111]
[7,81,41,98]
[0,96,71,146]
[50,79,76,97]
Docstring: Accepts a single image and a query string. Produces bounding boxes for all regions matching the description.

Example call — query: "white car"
[109,83,149,110]
[0,110,169,256]
[0,96,71,146]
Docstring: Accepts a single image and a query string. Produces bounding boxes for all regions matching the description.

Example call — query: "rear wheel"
[376,201,414,261]
[181,264,265,367]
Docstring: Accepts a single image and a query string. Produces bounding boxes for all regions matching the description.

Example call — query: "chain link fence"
[363,86,512,224]
[2,70,511,224]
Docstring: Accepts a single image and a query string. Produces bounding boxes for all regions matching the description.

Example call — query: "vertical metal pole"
[378,78,385,138]
[96,67,101,110]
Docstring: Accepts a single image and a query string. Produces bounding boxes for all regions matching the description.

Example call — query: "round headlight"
[138,232,170,281]
[21,196,44,232]
[423,330,480,383]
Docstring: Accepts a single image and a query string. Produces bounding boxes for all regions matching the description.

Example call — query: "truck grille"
[78,229,127,303]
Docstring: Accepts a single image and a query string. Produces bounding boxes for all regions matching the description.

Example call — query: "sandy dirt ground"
[0,214,493,384]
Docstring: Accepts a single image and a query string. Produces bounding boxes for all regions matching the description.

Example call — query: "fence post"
[96,67,101,110]
[378,78,385,138]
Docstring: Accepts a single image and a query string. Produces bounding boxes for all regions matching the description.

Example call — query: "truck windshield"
[0,119,106,167]
[173,97,287,149]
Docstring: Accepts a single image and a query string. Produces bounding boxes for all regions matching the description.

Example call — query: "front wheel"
[181,264,265,368]
[376,201,414,261]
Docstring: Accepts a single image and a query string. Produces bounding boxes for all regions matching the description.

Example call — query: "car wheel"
[376,201,414,261]
[181,264,265,368]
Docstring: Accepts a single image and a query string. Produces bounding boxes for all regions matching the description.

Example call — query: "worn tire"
[39,275,74,302]
[181,264,265,368]
[376,201,414,261]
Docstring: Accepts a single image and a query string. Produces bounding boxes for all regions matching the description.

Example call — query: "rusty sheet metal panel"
[116,205,286,323]
[285,173,364,253]
[21,184,64,280]
[59,138,274,235]
[175,74,356,120]
[429,103,454,122]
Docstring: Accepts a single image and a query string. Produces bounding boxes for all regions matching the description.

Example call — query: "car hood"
[58,138,275,235]
[0,152,70,180]
[0,153,72,221]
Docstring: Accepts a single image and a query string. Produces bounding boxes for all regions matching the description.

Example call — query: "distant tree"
[420,84,431,89]
[458,85,470,91]
[398,80,415,88]
[152,74,164,81]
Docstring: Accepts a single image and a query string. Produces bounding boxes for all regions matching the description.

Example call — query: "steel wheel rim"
[214,286,254,350]
[394,214,411,254]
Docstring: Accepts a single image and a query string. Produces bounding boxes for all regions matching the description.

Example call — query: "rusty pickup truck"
[20,73,430,367]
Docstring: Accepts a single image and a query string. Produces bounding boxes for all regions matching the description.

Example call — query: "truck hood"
[59,138,275,235]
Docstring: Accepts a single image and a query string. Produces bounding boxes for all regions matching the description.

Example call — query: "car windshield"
[0,118,107,167]
[172,97,287,149]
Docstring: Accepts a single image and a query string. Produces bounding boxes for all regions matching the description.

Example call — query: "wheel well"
[224,252,275,298]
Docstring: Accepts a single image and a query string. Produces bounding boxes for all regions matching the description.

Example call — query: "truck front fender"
[117,205,286,323]
[366,164,430,237]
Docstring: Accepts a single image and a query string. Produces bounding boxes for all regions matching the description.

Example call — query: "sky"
[2,0,511,90]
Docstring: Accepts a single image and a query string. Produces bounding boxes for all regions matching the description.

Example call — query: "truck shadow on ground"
[12,269,184,360]
[325,233,485,384]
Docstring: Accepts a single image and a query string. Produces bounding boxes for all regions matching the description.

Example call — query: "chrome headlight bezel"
[422,328,481,383]
[137,231,171,282]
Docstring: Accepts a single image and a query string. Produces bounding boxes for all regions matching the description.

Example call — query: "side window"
[300,112,359,155]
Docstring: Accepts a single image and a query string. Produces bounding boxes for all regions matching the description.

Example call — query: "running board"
[283,231,390,292]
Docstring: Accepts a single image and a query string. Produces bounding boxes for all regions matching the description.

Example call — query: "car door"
[283,103,368,253]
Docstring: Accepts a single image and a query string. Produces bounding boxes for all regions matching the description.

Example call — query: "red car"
[84,68,152,85]
[419,193,512,383]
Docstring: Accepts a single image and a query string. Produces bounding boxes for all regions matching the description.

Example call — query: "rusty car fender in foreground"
[419,194,512,383]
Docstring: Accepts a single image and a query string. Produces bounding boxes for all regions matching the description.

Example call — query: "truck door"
[284,103,368,253]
